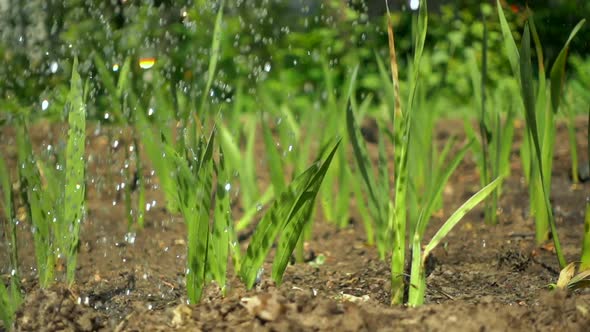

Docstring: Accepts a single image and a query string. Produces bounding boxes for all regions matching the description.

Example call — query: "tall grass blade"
[240,163,318,289]
[236,187,274,232]
[92,54,124,122]
[272,139,341,285]
[415,140,474,238]
[16,122,54,287]
[136,110,179,213]
[63,57,87,285]
[0,153,18,278]
[520,23,566,268]
[198,0,224,115]
[0,278,21,330]
[186,130,215,303]
[549,19,586,114]
[346,66,379,213]
[496,0,520,78]
[211,146,231,293]
[549,19,585,183]
[261,116,286,194]
[423,177,503,258]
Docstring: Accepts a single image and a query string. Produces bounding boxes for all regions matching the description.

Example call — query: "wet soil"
[1,118,589,331]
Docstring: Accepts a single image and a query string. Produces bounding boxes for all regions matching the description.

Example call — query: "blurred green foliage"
[0,0,588,121]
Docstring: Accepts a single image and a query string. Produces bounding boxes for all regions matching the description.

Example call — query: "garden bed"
[1,118,589,331]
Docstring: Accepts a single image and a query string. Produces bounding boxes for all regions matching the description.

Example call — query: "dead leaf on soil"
[555,263,576,289]
[550,262,590,291]
[541,242,556,253]
[336,293,370,303]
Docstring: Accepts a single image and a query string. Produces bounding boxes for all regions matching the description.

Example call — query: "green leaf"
[423,177,503,258]
[519,23,566,269]
[136,109,179,212]
[272,139,341,284]
[199,0,224,114]
[240,161,318,289]
[64,57,87,285]
[415,140,473,238]
[346,67,383,226]
[261,116,286,194]
[116,57,132,99]
[16,121,54,287]
[0,153,19,279]
[175,129,216,304]
[496,0,520,78]
[211,145,231,292]
[550,19,586,114]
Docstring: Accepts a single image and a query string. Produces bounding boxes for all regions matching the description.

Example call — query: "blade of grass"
[496,0,520,79]
[211,145,231,293]
[520,23,566,268]
[261,115,286,194]
[198,0,224,115]
[239,161,319,289]
[549,19,586,183]
[16,121,54,287]
[63,57,87,285]
[136,108,179,213]
[272,139,341,284]
[549,19,586,114]
[423,177,503,258]
[416,140,474,238]
[0,153,19,279]
[92,54,124,122]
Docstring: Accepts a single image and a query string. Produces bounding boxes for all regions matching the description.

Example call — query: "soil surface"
[1,118,589,332]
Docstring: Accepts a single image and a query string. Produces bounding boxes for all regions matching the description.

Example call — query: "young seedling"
[240,138,341,288]
[348,0,503,306]
[0,153,22,329]
[15,58,87,286]
[497,1,584,267]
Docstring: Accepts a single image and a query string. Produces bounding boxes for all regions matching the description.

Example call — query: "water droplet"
[124,232,136,244]
[224,183,231,191]
[112,63,120,72]
[148,108,155,116]
[50,61,58,73]
[255,268,264,284]
[256,203,263,211]
[264,62,271,72]
[41,99,49,111]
